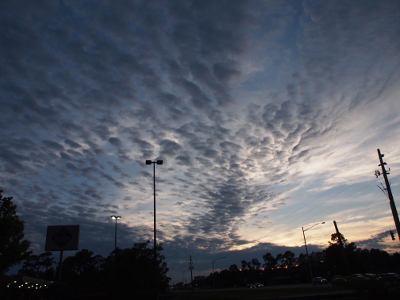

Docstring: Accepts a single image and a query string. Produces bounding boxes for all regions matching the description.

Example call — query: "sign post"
[45,225,80,282]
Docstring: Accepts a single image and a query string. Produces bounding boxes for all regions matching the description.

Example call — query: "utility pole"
[376,149,400,241]
[333,221,349,275]
[333,221,350,274]
[333,221,344,247]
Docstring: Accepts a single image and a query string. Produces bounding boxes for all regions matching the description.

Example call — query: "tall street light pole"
[302,222,325,282]
[212,256,225,291]
[111,215,121,252]
[146,159,163,260]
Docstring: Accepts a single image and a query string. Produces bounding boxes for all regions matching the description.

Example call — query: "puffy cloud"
[1,0,400,279]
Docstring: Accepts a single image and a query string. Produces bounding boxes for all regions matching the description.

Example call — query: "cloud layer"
[1,0,400,279]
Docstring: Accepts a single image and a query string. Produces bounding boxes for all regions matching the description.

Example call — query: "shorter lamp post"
[212,257,225,290]
[111,215,121,251]
[302,222,325,282]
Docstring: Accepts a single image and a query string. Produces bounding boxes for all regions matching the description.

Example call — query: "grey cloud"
[66,162,80,173]
[121,102,156,122]
[114,182,126,188]
[185,175,274,237]
[159,92,184,107]
[357,231,400,251]
[0,149,31,174]
[83,186,103,200]
[164,106,188,123]
[3,0,398,282]
[139,171,152,179]
[299,0,400,110]
[175,153,192,166]
[182,80,212,109]
[6,138,35,150]
[102,174,116,183]
[109,137,123,147]
[131,138,154,158]
[192,0,248,57]
[41,140,64,152]
[286,82,298,100]
[61,122,86,136]
[213,61,241,84]
[94,125,112,141]
[160,139,182,157]
[220,141,242,151]
[203,149,219,159]
[5,178,19,186]
[65,139,82,149]
[60,152,72,160]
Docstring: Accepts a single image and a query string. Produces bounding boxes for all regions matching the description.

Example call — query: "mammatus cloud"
[1,0,400,279]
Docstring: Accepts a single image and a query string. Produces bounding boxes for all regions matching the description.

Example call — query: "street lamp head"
[111,215,121,220]
[146,159,163,165]
[303,221,325,232]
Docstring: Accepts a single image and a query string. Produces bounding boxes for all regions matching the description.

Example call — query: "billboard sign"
[45,225,80,251]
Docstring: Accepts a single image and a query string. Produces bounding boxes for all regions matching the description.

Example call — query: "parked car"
[364,273,380,280]
[254,282,264,288]
[331,275,347,287]
[246,284,256,289]
[381,273,400,281]
[312,277,328,285]
[348,274,367,281]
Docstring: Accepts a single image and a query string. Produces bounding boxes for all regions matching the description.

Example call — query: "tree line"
[198,234,400,289]
[13,243,170,298]
[2,190,400,298]
[0,191,170,299]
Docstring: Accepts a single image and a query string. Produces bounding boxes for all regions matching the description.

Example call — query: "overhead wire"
[280,180,360,228]
[304,180,374,221]
[284,164,392,227]
[259,179,376,243]
[260,149,398,243]
[257,181,353,243]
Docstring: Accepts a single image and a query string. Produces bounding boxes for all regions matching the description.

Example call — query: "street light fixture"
[146,159,163,260]
[212,256,225,290]
[302,222,325,282]
[111,215,121,251]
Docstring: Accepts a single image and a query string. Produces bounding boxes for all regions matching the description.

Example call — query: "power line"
[306,181,373,221]
[259,179,375,243]
[282,180,362,228]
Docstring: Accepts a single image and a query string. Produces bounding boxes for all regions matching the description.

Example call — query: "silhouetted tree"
[18,252,56,280]
[325,232,351,276]
[281,251,296,268]
[275,253,284,267]
[369,248,391,273]
[61,249,105,293]
[0,191,31,276]
[241,260,248,270]
[262,252,276,269]
[229,264,238,271]
[104,241,170,295]
[309,251,326,276]
[329,232,347,245]
[251,258,261,270]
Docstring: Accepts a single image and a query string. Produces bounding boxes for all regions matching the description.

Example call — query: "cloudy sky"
[2,0,400,282]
